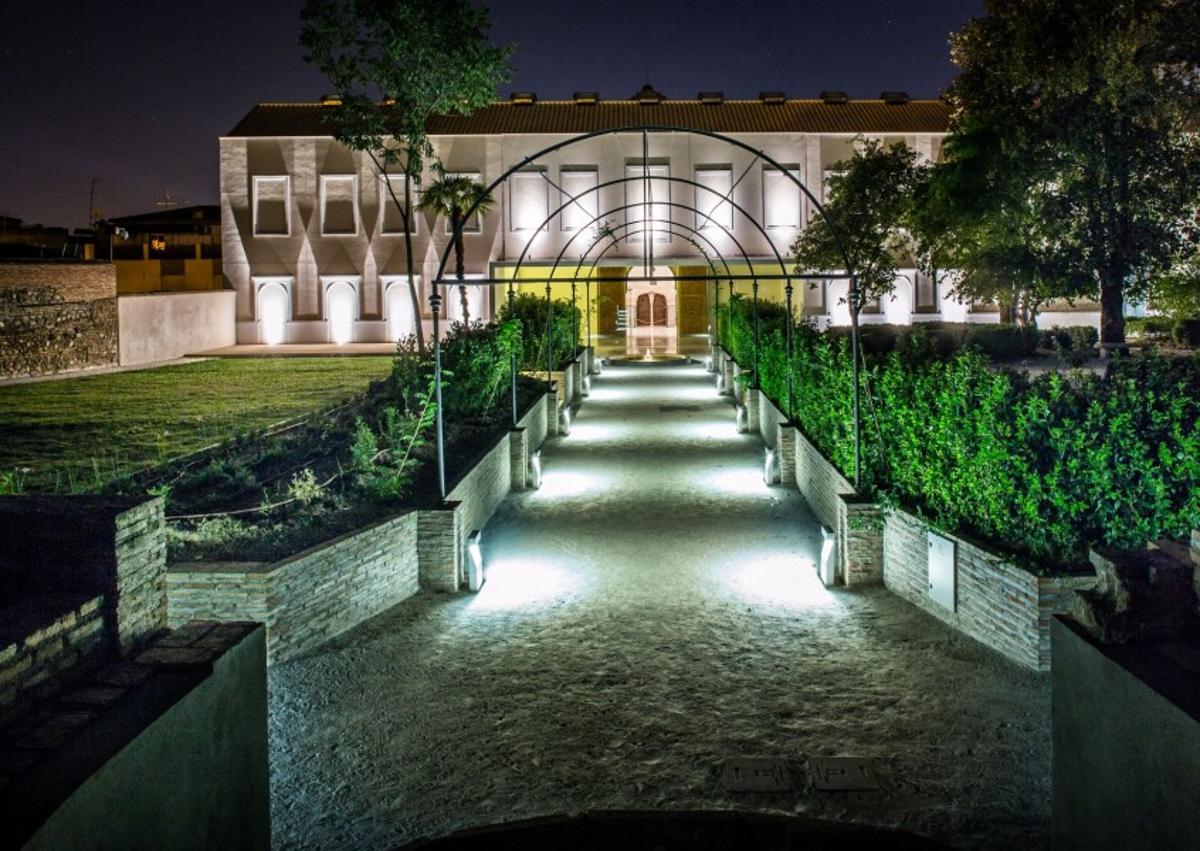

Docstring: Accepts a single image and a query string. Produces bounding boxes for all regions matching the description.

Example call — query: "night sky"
[1,0,980,230]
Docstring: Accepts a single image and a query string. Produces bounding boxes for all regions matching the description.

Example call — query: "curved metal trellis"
[425,125,865,501]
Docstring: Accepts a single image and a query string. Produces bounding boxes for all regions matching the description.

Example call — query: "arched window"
[386,279,417,341]
[257,281,290,345]
[444,278,484,326]
[325,281,358,345]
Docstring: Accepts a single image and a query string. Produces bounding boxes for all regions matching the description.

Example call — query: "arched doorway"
[386,279,417,341]
[325,280,358,345]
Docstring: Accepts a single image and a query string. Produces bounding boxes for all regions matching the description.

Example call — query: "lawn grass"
[0,357,393,493]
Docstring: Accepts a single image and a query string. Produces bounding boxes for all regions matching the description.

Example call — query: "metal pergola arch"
[423,125,865,501]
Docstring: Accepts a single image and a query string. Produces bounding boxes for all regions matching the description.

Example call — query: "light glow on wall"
[258,282,288,345]
[326,282,356,345]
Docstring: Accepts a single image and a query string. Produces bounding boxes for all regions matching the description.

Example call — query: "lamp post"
[430,289,446,500]
[848,274,862,490]
[545,280,553,390]
[508,281,518,428]
[785,280,794,420]
[751,277,761,389]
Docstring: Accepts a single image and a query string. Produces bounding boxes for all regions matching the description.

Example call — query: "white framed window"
[252,176,290,236]
[560,167,599,232]
[254,277,292,344]
[509,169,549,233]
[694,166,733,231]
[802,279,827,315]
[442,172,483,234]
[383,277,420,341]
[625,161,671,243]
[762,166,802,229]
[322,278,361,345]
[379,174,416,235]
[320,175,359,236]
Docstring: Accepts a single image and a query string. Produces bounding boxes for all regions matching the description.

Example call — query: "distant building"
[101,205,224,293]
[0,215,91,259]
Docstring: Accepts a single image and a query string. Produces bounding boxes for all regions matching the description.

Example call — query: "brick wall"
[169,512,420,664]
[883,508,1093,671]
[0,261,119,378]
[167,392,554,662]
[0,496,166,723]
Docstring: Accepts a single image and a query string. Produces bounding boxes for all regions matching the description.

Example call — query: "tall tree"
[945,0,1200,346]
[910,112,1084,325]
[417,163,496,324]
[792,138,926,307]
[301,0,513,351]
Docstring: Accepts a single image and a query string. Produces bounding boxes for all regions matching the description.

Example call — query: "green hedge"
[719,296,1200,568]
[439,320,523,419]
[497,292,580,373]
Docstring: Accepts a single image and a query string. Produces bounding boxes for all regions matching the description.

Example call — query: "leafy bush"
[1125,316,1174,339]
[722,302,1200,568]
[1173,319,1200,346]
[498,292,580,373]
[439,320,521,418]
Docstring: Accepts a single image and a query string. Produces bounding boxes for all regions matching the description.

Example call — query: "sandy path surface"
[269,362,1050,850]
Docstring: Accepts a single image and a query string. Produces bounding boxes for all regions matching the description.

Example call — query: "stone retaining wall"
[0,261,119,378]
[883,508,1092,671]
[0,496,166,720]
[167,392,553,663]
[718,346,1091,670]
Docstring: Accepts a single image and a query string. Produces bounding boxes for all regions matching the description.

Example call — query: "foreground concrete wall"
[1052,617,1200,849]
[117,290,235,365]
[0,261,118,378]
[14,623,269,851]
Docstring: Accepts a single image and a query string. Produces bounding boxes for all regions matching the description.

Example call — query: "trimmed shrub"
[439,320,522,419]
[1125,316,1175,339]
[1173,319,1200,346]
[498,292,580,373]
[720,300,1200,569]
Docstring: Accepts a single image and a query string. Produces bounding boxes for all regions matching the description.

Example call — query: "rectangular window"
[914,270,939,314]
[321,175,358,236]
[560,167,598,232]
[509,169,549,232]
[625,161,670,243]
[380,174,416,235]
[762,166,801,229]
[694,166,732,231]
[443,172,482,234]
[253,176,290,236]
[802,280,826,315]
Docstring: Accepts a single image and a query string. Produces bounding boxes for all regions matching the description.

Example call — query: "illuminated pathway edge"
[268,361,1051,850]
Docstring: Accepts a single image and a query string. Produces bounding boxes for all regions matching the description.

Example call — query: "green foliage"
[385,334,430,417]
[791,138,926,302]
[722,305,1200,568]
[1125,316,1174,340]
[498,292,580,373]
[351,405,425,502]
[439,320,522,418]
[941,0,1200,342]
[286,468,323,505]
[0,468,27,495]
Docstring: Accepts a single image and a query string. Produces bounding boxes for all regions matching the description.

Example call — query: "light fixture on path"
[735,403,748,433]
[716,371,724,393]
[466,529,484,591]
[581,375,591,396]
[819,526,837,587]
[763,446,780,485]
[528,449,542,489]
[560,406,572,436]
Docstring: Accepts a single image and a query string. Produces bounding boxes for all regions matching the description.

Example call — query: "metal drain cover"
[659,405,701,413]
[720,758,792,792]
[809,757,880,791]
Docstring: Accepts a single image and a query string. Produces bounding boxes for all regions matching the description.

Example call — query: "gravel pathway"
[269,362,1050,850]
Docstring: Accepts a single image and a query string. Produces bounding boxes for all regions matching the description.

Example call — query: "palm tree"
[418,164,495,324]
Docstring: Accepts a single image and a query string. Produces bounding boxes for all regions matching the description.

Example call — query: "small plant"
[286,469,323,505]
[0,468,28,495]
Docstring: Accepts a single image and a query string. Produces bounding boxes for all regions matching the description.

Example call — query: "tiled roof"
[226,98,952,138]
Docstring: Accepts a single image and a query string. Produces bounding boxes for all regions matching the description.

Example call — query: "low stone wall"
[884,508,1092,671]
[168,513,420,664]
[0,261,119,379]
[0,496,167,718]
[3,622,269,851]
[117,290,235,365]
[167,392,553,663]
